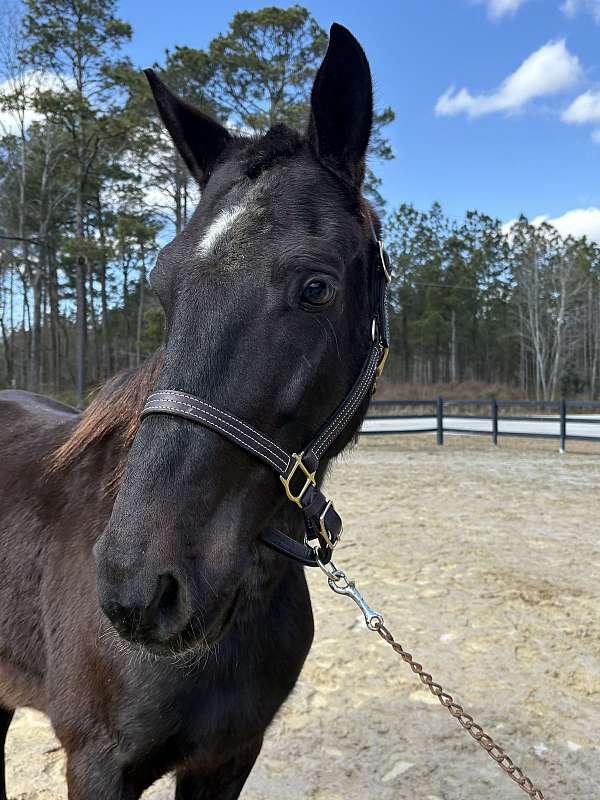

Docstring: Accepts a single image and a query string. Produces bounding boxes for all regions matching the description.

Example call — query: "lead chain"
[322,563,545,799]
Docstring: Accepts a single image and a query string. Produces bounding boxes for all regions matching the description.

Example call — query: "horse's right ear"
[144,69,231,186]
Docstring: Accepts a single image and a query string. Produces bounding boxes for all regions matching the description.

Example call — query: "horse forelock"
[240,124,303,180]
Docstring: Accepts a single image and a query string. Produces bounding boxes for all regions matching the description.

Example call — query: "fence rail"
[363,397,600,451]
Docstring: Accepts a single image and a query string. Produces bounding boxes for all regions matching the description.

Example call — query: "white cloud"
[486,0,528,19]
[562,90,600,143]
[436,40,582,118]
[0,71,68,135]
[560,0,600,23]
[505,208,600,242]
[562,89,600,123]
[537,208,600,241]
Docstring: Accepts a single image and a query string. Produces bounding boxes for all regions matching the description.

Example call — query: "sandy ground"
[5,435,600,800]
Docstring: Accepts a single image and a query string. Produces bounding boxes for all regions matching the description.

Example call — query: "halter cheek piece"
[140,217,391,568]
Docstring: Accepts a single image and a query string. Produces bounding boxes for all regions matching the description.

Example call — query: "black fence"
[364,398,600,451]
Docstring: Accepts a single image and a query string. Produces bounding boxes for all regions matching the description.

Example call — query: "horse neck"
[48,348,165,492]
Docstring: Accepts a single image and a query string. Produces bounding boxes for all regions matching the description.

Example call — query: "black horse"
[0,23,381,800]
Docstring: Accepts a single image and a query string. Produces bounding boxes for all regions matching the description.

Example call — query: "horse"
[0,23,383,800]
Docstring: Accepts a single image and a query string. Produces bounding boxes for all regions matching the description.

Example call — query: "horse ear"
[307,23,373,186]
[144,69,231,186]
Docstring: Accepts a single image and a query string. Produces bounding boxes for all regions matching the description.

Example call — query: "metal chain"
[375,622,545,799]
[319,557,545,800]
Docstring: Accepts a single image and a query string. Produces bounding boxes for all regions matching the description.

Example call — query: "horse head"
[94,24,381,655]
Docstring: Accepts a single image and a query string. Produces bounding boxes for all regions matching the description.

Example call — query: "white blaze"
[196,204,246,257]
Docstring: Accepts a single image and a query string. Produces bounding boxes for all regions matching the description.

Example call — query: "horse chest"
[109,613,312,772]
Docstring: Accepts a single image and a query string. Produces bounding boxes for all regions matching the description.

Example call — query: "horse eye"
[301,279,335,307]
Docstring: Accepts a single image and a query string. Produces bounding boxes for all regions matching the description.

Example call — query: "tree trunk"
[450,308,458,384]
[122,250,130,368]
[96,198,112,378]
[0,317,13,385]
[74,184,87,407]
[48,248,61,391]
[29,265,43,393]
[136,240,146,367]
[87,262,99,384]
[175,156,184,234]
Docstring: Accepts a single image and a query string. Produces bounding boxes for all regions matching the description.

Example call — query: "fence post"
[560,398,567,454]
[491,398,498,446]
[436,396,444,446]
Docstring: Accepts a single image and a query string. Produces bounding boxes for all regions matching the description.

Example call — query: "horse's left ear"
[307,23,373,186]
[144,69,231,186]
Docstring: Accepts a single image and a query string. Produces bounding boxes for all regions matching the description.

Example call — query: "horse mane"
[47,348,164,488]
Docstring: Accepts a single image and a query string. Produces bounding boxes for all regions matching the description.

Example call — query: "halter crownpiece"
[140,219,391,567]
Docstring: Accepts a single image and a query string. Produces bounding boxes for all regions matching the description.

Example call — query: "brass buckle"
[319,500,341,550]
[280,452,316,508]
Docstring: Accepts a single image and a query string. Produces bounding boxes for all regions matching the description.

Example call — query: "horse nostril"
[99,572,188,644]
[151,573,181,621]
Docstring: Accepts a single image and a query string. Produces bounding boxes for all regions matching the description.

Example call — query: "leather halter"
[140,216,391,568]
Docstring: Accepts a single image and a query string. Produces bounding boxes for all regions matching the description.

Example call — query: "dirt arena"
[6,435,600,799]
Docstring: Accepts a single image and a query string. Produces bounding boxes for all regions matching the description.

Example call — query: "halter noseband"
[140,217,391,568]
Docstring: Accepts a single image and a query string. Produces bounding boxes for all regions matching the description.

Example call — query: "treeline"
[0,0,393,406]
[1,2,598,404]
[388,204,600,400]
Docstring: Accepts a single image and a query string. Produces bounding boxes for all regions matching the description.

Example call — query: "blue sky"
[117,0,600,239]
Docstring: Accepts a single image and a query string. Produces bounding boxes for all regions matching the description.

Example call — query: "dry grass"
[377,379,529,402]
